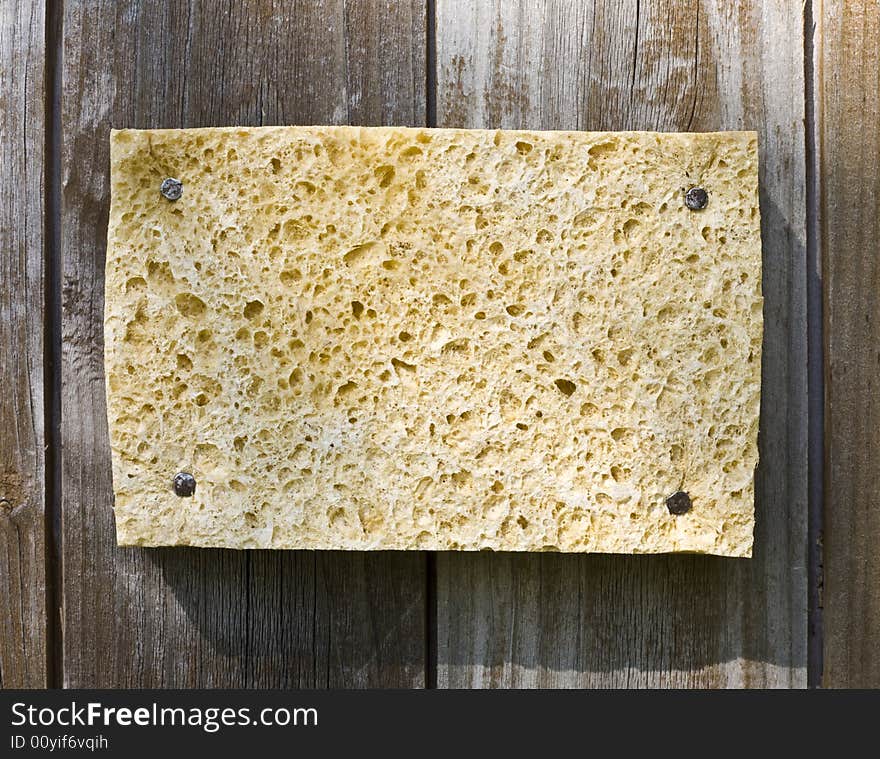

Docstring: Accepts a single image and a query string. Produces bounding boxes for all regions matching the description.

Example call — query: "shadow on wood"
[142,548,426,688]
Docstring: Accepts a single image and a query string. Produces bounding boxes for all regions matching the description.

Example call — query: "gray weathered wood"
[60,0,426,688]
[819,0,880,688]
[0,0,48,689]
[435,0,808,687]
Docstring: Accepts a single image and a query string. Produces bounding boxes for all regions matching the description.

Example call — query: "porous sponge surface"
[105,126,762,556]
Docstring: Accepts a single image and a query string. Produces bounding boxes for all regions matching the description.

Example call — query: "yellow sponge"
[105,126,762,556]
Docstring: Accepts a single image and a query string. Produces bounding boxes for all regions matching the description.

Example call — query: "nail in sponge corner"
[104,126,762,556]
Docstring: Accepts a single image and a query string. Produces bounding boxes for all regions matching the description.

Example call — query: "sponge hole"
[174,293,206,317]
[244,300,265,320]
[554,378,576,397]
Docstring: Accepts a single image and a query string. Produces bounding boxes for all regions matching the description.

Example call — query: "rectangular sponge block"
[105,126,762,556]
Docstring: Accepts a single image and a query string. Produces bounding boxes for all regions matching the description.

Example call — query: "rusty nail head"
[685,186,708,210]
[173,472,196,497]
[666,490,692,515]
[160,177,183,201]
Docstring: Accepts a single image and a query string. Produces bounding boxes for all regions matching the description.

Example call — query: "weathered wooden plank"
[61,0,426,688]
[435,0,807,687]
[819,0,880,688]
[0,0,48,689]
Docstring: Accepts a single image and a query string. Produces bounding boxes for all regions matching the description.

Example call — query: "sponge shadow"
[149,548,427,688]
[151,185,806,689]
[433,185,808,687]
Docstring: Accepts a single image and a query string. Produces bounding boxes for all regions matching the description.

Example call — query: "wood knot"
[1,470,24,515]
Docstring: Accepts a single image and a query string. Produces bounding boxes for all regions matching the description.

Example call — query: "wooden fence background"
[0,0,876,689]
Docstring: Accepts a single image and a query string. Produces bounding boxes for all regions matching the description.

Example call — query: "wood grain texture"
[60,0,426,688]
[0,0,48,689]
[819,0,880,688]
[435,0,808,687]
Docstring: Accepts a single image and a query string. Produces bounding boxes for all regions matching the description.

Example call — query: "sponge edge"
[105,126,762,556]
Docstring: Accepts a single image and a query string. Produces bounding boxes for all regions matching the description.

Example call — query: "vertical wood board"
[0,0,49,689]
[60,0,427,688]
[818,0,880,688]
[435,0,808,688]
